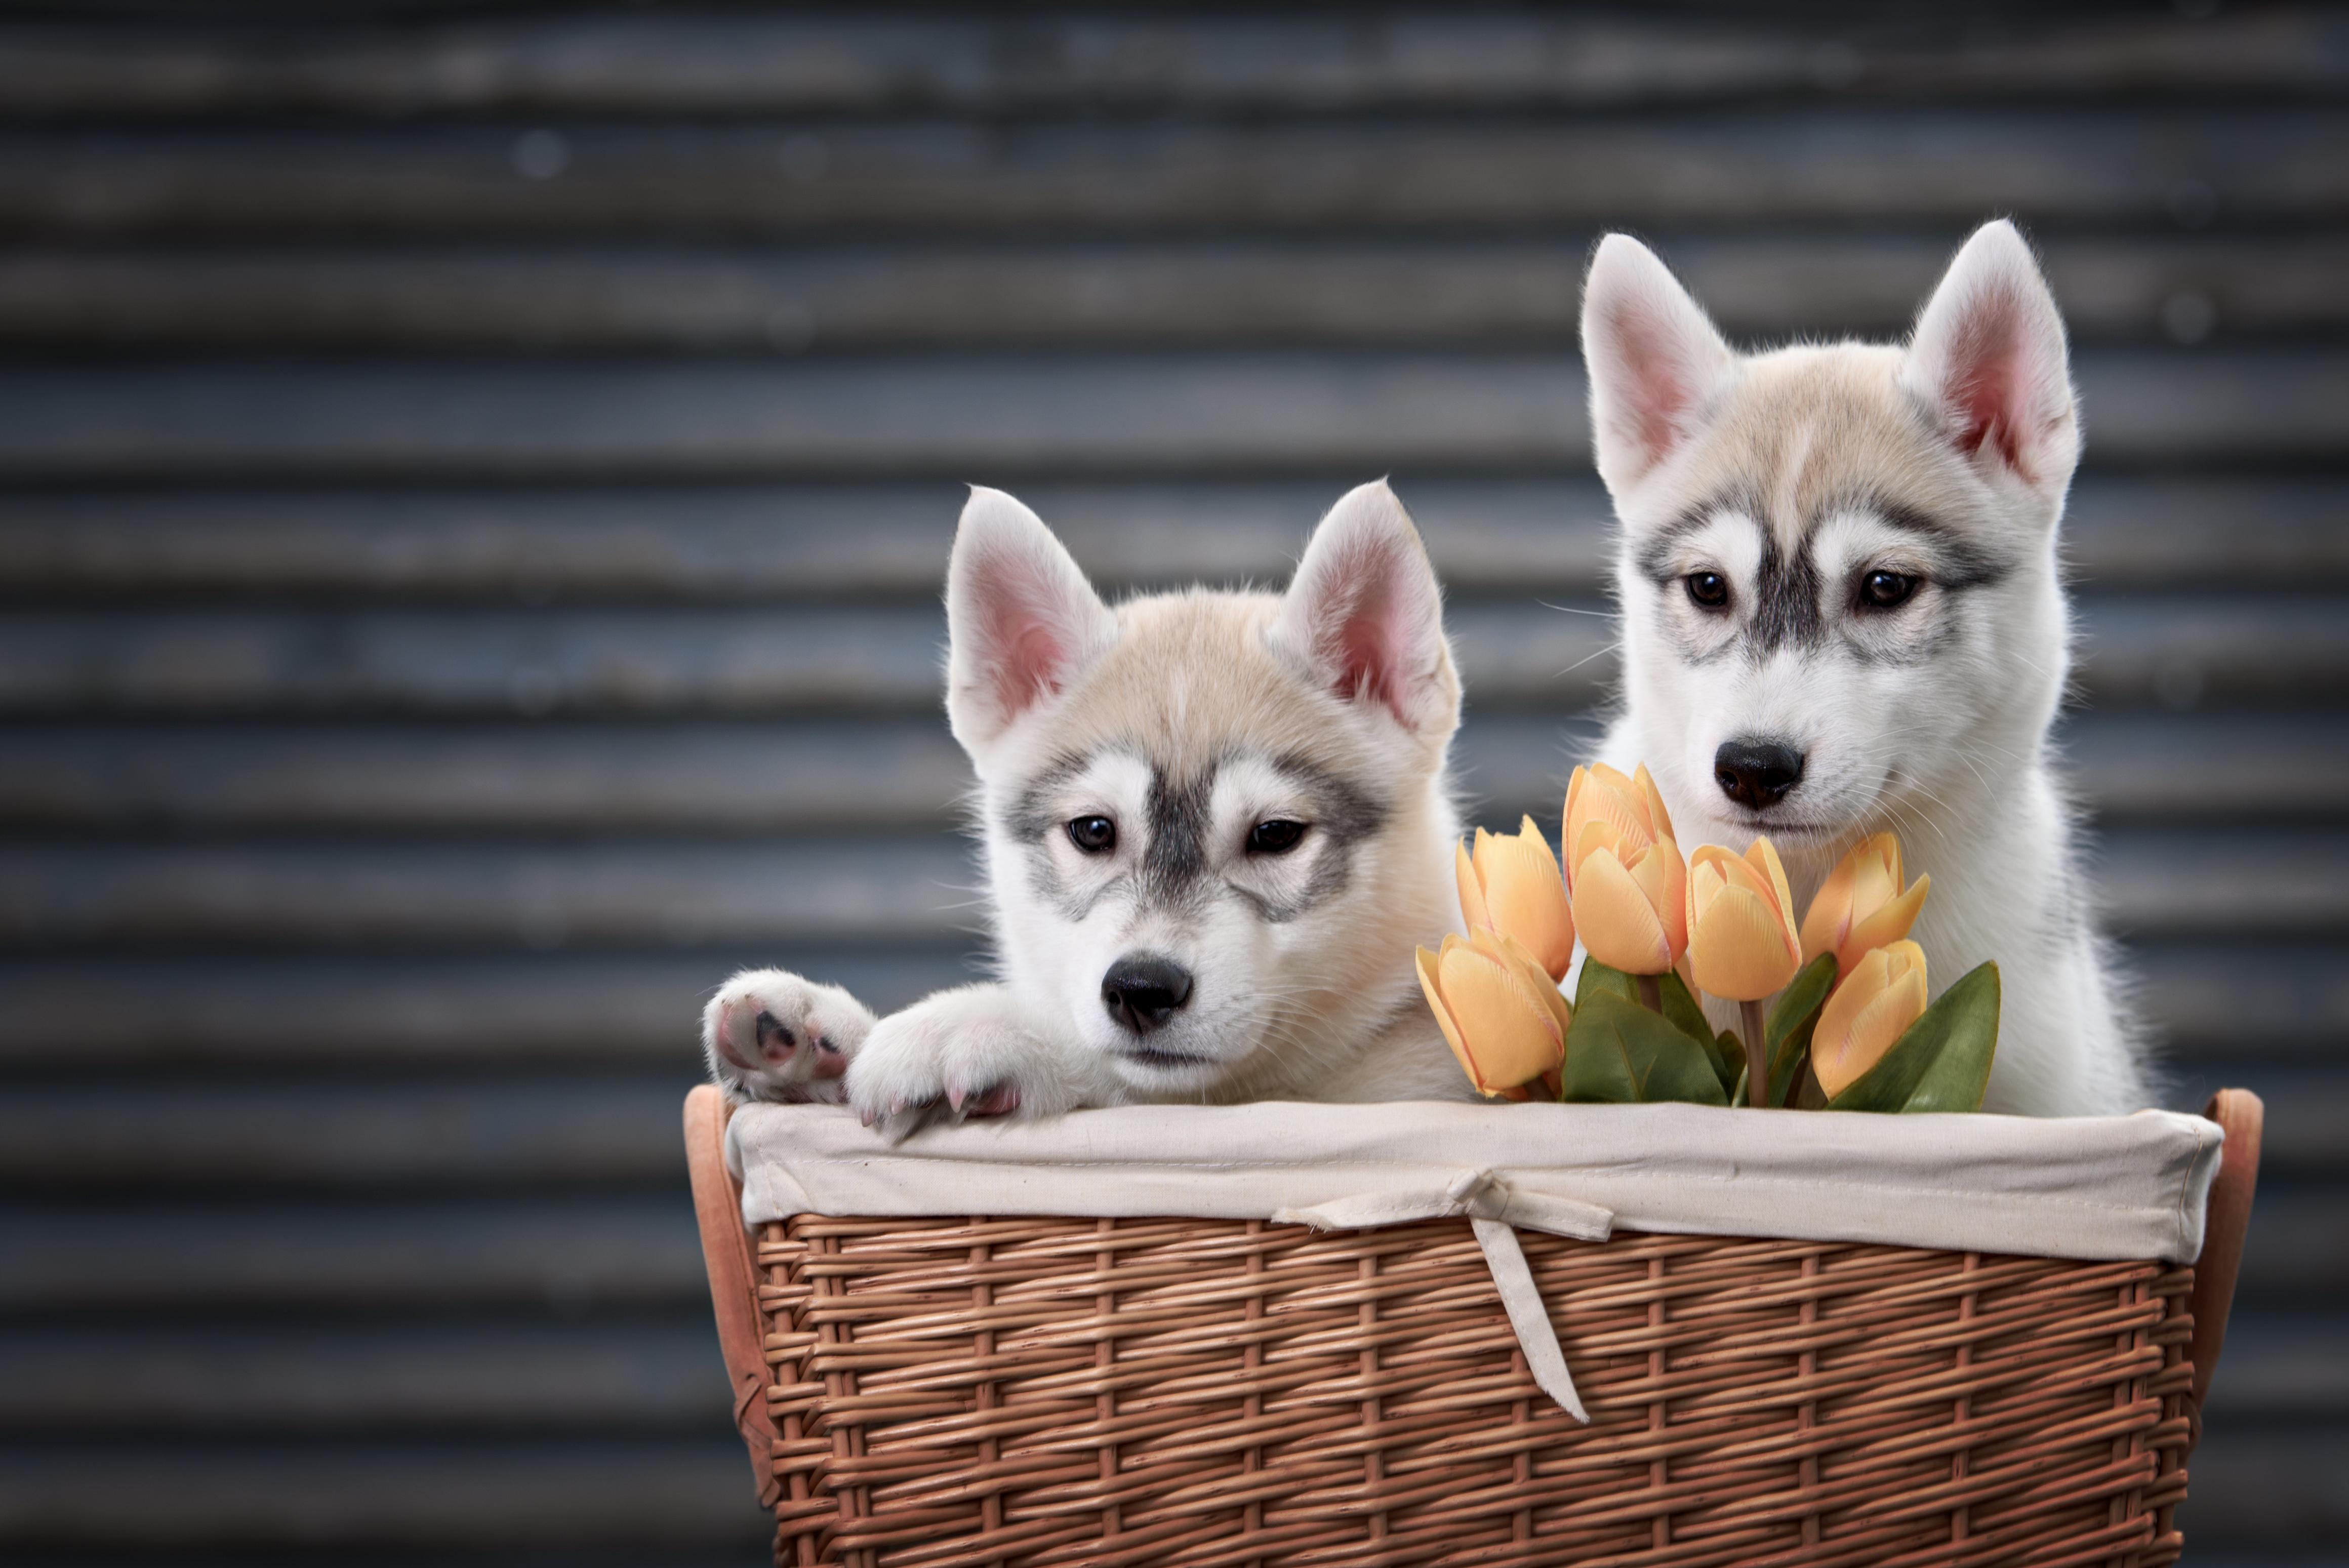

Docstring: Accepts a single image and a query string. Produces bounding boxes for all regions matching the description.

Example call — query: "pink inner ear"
[1611,305,1698,464]
[1336,612,1399,719]
[1938,289,2042,481]
[999,618,1069,711]
[1315,542,1418,725]
[964,541,1089,727]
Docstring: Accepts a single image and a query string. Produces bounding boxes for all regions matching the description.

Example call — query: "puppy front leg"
[845,983,1123,1142]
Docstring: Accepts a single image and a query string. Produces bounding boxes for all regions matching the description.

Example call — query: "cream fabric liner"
[730,1099,2224,1422]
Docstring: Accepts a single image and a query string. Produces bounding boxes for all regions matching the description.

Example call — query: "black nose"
[1714,739,1806,810]
[1101,955,1193,1035]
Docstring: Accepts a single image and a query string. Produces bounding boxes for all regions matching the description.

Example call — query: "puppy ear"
[1580,233,1736,493]
[1901,220,2078,492]
[945,487,1117,753]
[1269,480,1459,742]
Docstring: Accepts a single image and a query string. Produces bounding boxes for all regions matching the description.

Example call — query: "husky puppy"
[703,480,1478,1133]
[1582,219,2149,1116]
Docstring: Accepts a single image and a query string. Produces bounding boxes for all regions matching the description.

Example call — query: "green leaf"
[1712,1031,1746,1100]
[1566,989,1729,1107]
[1892,963,2002,1113]
[1574,957,1637,1013]
[1825,962,2002,1114]
[1654,969,1739,1096]
[1567,959,1644,1105]
[1561,987,1640,1104]
[1765,952,1838,1109]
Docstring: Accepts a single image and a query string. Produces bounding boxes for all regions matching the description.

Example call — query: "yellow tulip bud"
[1563,762,1676,880]
[1568,827,1689,976]
[1456,817,1576,982]
[1810,940,1929,1098]
[1416,927,1570,1099]
[1800,832,1931,980]
[1684,836,1803,1001]
[1562,763,1688,974]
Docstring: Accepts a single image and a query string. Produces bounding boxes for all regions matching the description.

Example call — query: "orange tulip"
[1456,817,1576,982]
[1801,832,1931,980]
[1417,927,1571,1099]
[1564,762,1676,869]
[1810,940,1929,1098]
[1562,763,1688,975]
[1684,836,1804,1001]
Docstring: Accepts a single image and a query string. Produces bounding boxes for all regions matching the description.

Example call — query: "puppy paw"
[702,968,876,1106]
[845,984,1106,1142]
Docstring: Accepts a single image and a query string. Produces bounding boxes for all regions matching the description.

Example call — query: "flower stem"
[1741,999,1769,1108]
[1637,973,1662,1013]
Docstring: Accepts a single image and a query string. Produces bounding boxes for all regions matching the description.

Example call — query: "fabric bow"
[1274,1169,1613,1422]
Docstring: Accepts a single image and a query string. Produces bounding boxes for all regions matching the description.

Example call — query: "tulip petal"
[1856,967,1929,1042]
[1632,762,1677,843]
[1811,940,1929,1097]
[1851,837,1900,913]
[1628,836,1690,959]
[1798,848,1860,966]
[1439,942,1566,1090]
[1416,945,1482,1091]
[1689,842,1771,901]
[1687,843,1775,938]
[1686,884,1803,1000]
[1745,835,1800,946]
[1844,873,1931,973]
[1471,818,1576,980]
[1455,840,1490,933]
[1488,926,1575,1044]
[1565,763,1657,884]
[1571,848,1674,974]
[1802,834,1927,975]
[1572,819,1624,882]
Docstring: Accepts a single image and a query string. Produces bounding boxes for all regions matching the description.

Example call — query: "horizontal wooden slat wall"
[0,6,2341,1564]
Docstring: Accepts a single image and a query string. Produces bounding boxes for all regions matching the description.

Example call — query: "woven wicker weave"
[686,1088,2261,1568]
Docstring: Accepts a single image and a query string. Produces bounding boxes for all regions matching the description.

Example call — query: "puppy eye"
[1066,816,1117,853]
[1247,819,1307,855]
[1684,571,1730,609]
[1860,571,1918,610]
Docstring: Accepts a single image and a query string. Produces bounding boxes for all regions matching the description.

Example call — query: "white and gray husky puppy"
[703,480,1479,1133]
[1583,219,2149,1115]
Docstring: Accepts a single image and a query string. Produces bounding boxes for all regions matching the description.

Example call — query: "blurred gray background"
[0,4,2341,1564]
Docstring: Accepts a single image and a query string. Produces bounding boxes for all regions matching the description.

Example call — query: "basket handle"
[684,1084,782,1505]
[2188,1087,2263,1420]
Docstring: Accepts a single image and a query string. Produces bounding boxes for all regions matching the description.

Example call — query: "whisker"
[1557,640,1624,677]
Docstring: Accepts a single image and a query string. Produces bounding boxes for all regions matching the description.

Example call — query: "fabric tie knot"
[1273,1169,1613,1422]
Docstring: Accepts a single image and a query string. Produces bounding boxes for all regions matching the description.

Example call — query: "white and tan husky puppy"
[703,480,1479,1133]
[1583,219,2149,1115]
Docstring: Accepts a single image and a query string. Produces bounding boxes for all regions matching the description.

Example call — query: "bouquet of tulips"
[1419,762,2000,1113]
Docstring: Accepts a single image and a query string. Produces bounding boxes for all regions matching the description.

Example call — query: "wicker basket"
[686,1087,2261,1567]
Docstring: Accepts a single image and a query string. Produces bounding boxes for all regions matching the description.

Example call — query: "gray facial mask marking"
[1001,745,1394,928]
[1143,763,1216,909]
[1749,527,1826,653]
[1224,752,1391,923]
[1639,489,2012,668]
